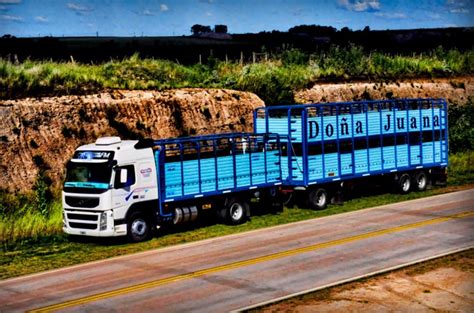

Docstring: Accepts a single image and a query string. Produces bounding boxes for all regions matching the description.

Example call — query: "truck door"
[112,165,137,210]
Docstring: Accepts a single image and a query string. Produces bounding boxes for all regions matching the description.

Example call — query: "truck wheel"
[397,173,411,194]
[224,198,249,225]
[127,212,151,242]
[414,171,428,191]
[307,188,328,210]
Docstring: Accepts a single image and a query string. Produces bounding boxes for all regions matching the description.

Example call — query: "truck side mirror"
[120,169,128,184]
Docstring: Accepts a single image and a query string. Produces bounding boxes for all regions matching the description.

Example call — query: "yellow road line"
[29,210,474,313]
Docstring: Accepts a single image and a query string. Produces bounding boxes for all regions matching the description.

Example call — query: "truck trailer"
[62,98,448,242]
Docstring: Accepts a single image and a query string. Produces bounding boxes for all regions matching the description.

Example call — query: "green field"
[1,46,473,104]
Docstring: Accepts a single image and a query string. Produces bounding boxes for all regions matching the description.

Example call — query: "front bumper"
[63,209,127,237]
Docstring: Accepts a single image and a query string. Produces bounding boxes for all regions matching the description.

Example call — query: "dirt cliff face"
[0,89,263,192]
[295,77,473,105]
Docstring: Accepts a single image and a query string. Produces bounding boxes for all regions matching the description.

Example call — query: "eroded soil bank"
[296,77,473,105]
[0,89,263,192]
[1,77,472,192]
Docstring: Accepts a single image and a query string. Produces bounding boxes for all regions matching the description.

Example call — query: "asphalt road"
[1,189,473,313]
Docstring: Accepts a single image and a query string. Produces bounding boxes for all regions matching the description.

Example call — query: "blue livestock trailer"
[254,98,448,209]
[151,132,284,225]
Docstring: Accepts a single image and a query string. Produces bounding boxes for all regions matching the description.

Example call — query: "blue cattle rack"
[254,98,448,188]
[152,132,283,219]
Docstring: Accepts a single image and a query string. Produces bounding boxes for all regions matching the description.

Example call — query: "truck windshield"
[65,162,112,190]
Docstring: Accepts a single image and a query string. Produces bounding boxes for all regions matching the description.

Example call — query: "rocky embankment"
[0,89,263,192]
[1,77,472,193]
[295,77,473,105]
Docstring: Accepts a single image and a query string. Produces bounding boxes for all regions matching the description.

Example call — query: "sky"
[0,0,473,37]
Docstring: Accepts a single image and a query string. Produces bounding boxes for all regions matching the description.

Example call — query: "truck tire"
[127,212,151,242]
[223,197,249,225]
[414,171,428,191]
[307,188,328,210]
[397,173,411,194]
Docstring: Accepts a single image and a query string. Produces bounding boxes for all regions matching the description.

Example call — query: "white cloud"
[67,2,93,14]
[142,9,155,16]
[206,11,212,16]
[160,4,169,12]
[338,0,380,12]
[0,0,21,4]
[374,12,407,19]
[450,8,469,13]
[35,15,48,23]
[447,0,470,14]
[0,14,23,21]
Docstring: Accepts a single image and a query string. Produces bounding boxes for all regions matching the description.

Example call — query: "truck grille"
[67,213,98,221]
[65,196,99,208]
[65,210,100,230]
[69,222,97,230]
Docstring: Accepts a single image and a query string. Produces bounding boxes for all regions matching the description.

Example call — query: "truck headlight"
[100,212,107,230]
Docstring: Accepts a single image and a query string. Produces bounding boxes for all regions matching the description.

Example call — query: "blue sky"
[0,0,473,37]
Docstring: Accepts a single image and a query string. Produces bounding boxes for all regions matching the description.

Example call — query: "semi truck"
[62,98,448,242]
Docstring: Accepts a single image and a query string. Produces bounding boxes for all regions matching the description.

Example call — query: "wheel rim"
[230,203,243,221]
[131,218,147,237]
[402,177,410,192]
[316,191,326,206]
[417,175,426,189]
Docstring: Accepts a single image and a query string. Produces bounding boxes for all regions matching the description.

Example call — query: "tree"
[288,24,336,36]
[191,24,212,35]
[214,24,228,34]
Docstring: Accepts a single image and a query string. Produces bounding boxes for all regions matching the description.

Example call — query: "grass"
[1,46,473,104]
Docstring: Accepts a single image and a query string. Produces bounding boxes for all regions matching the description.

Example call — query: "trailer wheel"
[127,212,151,243]
[397,173,412,194]
[223,197,249,225]
[414,171,428,191]
[307,188,328,210]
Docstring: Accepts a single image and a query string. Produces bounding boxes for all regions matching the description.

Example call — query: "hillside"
[0,89,262,192]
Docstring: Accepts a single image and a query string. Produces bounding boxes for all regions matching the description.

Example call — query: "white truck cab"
[62,137,158,241]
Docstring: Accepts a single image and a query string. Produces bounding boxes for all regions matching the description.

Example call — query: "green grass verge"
[1,46,473,104]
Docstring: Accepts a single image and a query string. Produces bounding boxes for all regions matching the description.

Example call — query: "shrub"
[448,99,474,153]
